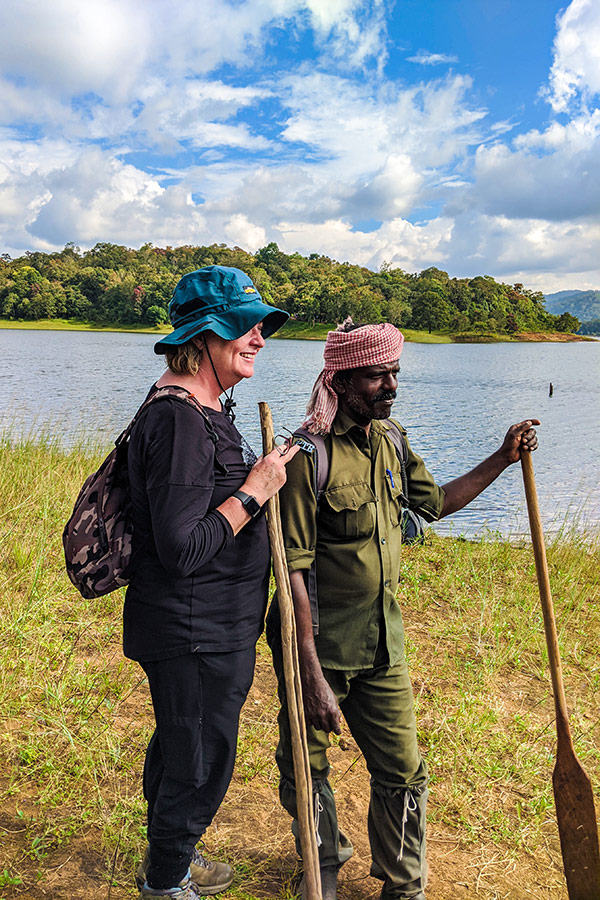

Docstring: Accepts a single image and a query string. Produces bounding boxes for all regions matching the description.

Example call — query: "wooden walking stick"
[521,451,600,900]
[259,402,322,900]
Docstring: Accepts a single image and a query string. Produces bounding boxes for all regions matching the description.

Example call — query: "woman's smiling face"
[201,322,266,390]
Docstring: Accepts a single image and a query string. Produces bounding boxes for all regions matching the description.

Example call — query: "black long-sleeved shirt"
[123,391,270,662]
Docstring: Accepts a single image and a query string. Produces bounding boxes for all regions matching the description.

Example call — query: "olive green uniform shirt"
[279,410,445,670]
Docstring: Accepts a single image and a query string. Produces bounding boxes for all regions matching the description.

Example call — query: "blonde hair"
[164,340,203,376]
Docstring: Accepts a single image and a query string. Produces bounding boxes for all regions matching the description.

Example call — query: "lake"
[1,329,598,539]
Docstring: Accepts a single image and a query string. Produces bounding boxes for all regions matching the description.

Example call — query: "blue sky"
[1,0,599,292]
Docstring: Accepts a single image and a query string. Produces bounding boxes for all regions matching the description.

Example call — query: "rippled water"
[1,329,598,538]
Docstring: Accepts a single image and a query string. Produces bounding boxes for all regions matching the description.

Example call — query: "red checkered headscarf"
[303,321,404,434]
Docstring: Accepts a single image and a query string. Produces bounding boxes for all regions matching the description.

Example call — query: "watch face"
[235,490,261,518]
[244,495,261,518]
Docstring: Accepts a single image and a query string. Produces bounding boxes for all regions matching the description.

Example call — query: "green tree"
[554,311,581,333]
[352,286,383,323]
[84,242,132,269]
[293,280,321,324]
[146,305,168,325]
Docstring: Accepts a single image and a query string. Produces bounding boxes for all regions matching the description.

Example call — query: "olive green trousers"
[269,631,428,900]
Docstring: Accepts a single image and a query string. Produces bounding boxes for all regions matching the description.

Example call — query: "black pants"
[140,648,256,889]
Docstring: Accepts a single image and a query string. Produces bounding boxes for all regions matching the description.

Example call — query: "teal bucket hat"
[154,265,289,354]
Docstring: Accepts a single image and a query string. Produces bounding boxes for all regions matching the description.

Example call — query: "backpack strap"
[382,419,409,499]
[125,386,229,475]
[383,419,427,544]
[292,426,330,636]
[293,427,329,497]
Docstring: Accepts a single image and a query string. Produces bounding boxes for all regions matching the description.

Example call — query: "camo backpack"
[63,386,213,599]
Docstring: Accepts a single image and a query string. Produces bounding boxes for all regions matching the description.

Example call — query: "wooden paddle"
[521,451,600,899]
[259,402,322,900]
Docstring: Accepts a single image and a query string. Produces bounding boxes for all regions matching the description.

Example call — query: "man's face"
[335,360,400,426]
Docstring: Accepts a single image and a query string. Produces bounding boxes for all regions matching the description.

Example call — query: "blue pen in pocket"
[385,468,395,489]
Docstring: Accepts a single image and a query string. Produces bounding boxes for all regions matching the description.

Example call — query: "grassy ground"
[1,437,599,899]
[0,319,450,342]
[2,319,592,343]
[270,322,452,343]
[0,318,171,334]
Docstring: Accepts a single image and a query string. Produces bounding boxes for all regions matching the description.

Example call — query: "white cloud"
[133,79,271,151]
[224,214,267,252]
[1,0,599,296]
[0,0,150,103]
[176,0,386,78]
[273,215,451,270]
[314,0,388,72]
[462,127,600,222]
[0,0,385,109]
[440,211,600,289]
[279,71,485,176]
[22,150,164,245]
[0,79,74,130]
[305,0,364,31]
[546,0,600,112]
[515,108,600,153]
[271,210,600,292]
[407,51,458,66]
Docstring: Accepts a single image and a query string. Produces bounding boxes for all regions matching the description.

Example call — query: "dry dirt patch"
[1,644,570,900]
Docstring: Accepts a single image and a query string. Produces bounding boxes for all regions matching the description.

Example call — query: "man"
[267,321,538,900]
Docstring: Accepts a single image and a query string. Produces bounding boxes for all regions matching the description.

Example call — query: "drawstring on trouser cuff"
[314,791,323,847]
[396,789,418,862]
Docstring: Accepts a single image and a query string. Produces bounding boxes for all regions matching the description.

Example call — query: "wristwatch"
[233,490,262,519]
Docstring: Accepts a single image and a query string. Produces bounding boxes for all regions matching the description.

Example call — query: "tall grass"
[400,534,600,852]
[0,434,598,898]
[0,435,150,891]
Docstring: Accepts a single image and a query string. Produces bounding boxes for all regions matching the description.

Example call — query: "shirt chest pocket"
[319,482,376,541]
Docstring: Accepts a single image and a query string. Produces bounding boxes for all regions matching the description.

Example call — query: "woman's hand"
[242,442,300,506]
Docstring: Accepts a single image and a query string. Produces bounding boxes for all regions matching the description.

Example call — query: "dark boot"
[280,776,353,870]
[300,864,338,900]
[368,781,428,899]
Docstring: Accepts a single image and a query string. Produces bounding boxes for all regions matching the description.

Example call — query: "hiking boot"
[136,846,234,895]
[381,894,425,900]
[300,864,338,900]
[138,874,203,899]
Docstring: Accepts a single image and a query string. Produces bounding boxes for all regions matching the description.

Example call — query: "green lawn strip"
[3,318,584,343]
[0,437,598,895]
[399,328,452,343]
[0,318,171,334]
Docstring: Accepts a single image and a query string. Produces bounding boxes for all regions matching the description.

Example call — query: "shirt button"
[381,538,386,545]
[384,579,391,587]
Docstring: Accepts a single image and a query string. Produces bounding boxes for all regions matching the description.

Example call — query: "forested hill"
[544,290,600,322]
[0,242,581,336]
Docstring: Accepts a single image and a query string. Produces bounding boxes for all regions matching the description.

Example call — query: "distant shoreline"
[0,318,596,342]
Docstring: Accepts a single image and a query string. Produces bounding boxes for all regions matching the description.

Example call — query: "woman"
[124,265,298,900]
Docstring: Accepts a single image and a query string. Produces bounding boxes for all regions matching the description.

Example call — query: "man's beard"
[344,386,397,421]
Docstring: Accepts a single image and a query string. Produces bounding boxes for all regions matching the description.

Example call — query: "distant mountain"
[544,289,600,322]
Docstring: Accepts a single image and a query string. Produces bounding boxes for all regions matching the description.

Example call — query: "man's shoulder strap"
[383,418,409,497]
[383,418,407,464]
[293,426,329,497]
